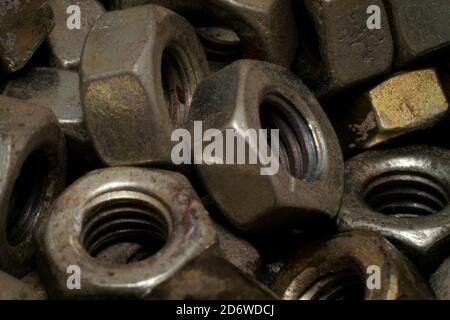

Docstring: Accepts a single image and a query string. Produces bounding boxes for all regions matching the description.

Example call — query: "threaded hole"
[259,94,318,180]
[81,199,170,265]
[196,26,243,62]
[7,152,49,246]
[299,271,366,300]
[364,171,449,217]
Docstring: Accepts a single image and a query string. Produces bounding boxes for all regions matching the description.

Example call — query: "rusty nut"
[338,146,450,268]
[47,0,105,69]
[272,231,432,300]
[293,0,393,97]
[337,69,449,151]
[431,257,450,300]
[0,271,45,300]
[81,4,208,166]
[383,0,450,67]
[0,95,66,277]
[186,60,344,233]
[0,0,54,73]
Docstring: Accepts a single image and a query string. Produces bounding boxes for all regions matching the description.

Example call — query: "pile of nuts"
[0,0,449,300]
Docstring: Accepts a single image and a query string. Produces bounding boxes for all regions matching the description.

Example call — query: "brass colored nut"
[47,0,105,69]
[431,257,450,300]
[81,4,208,166]
[338,146,450,267]
[107,0,298,67]
[383,0,450,67]
[272,231,432,300]
[293,0,393,97]
[338,69,449,150]
[0,0,54,73]
[187,60,344,233]
[0,95,66,277]
[0,271,45,300]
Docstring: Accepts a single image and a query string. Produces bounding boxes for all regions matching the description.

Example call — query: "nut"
[383,0,450,67]
[0,271,45,300]
[293,0,393,97]
[47,0,105,69]
[338,146,450,268]
[186,60,344,233]
[105,0,298,67]
[431,257,450,300]
[81,4,208,166]
[272,231,432,300]
[21,271,48,300]
[336,69,449,151]
[0,95,66,277]
[0,0,54,73]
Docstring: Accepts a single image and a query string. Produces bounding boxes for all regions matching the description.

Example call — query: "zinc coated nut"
[430,257,450,300]
[293,0,393,97]
[186,60,344,233]
[338,146,450,268]
[81,4,208,166]
[0,95,66,277]
[47,0,105,69]
[272,231,432,300]
[0,0,54,73]
[337,69,449,151]
[0,271,45,300]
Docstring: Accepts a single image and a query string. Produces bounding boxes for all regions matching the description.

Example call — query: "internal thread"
[81,199,170,265]
[196,26,243,61]
[7,152,48,246]
[364,171,449,217]
[260,94,318,180]
[299,272,366,300]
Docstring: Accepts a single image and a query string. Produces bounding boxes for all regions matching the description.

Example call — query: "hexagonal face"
[0,0,54,73]
[187,60,344,233]
[384,0,450,66]
[342,69,448,150]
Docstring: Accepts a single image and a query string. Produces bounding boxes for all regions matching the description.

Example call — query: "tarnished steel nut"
[293,0,393,97]
[0,96,66,277]
[272,231,432,300]
[338,146,450,266]
[0,0,54,73]
[337,69,449,151]
[431,257,450,300]
[21,271,48,300]
[2,67,90,148]
[108,0,298,67]
[187,60,344,233]
[81,4,208,166]
[383,0,450,67]
[215,223,261,277]
[0,271,45,300]
[36,167,218,299]
[47,0,105,69]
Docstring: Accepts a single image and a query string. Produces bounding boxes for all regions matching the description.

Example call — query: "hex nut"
[272,231,432,300]
[0,95,66,277]
[338,146,450,267]
[293,0,393,97]
[383,0,450,67]
[0,0,54,73]
[431,257,450,300]
[0,271,45,300]
[337,69,449,150]
[81,4,208,166]
[21,271,48,300]
[108,0,298,67]
[186,60,344,233]
[47,0,105,69]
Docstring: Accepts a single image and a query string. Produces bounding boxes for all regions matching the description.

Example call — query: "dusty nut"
[272,231,432,300]
[81,4,208,166]
[21,271,48,300]
[47,0,105,69]
[338,146,450,267]
[0,95,66,277]
[187,60,344,233]
[431,257,450,300]
[0,0,54,73]
[337,69,449,151]
[293,0,393,97]
[0,271,45,300]
[384,0,450,67]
